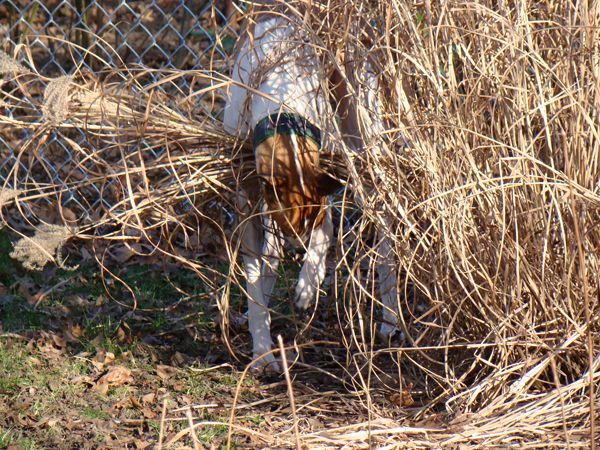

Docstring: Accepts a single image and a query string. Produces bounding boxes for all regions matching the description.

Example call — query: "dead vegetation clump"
[0,0,599,447]
[41,75,73,125]
[0,187,21,209]
[0,49,28,74]
[312,1,600,446]
[9,222,78,271]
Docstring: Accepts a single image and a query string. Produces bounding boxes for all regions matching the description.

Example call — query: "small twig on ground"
[186,407,202,450]
[0,333,29,340]
[189,362,235,373]
[278,334,301,450]
[158,397,168,450]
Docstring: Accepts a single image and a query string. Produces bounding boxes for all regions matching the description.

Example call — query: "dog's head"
[254,121,341,239]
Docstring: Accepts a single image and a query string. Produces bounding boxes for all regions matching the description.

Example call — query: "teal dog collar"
[253,112,322,150]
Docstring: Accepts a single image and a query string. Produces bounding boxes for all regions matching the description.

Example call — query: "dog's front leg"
[260,213,282,302]
[295,208,333,310]
[377,226,401,341]
[238,195,280,372]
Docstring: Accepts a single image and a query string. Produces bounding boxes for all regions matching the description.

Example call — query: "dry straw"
[9,223,78,271]
[42,75,73,125]
[0,0,599,447]
[0,49,28,74]
[0,188,21,209]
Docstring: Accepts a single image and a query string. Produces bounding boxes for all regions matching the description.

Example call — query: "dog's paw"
[231,311,248,329]
[250,351,281,375]
[378,323,405,346]
[250,348,299,376]
[294,279,315,310]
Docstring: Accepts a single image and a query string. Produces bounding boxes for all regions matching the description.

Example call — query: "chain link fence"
[0,0,236,217]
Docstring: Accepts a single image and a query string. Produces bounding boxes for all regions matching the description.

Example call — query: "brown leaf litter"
[93,366,134,395]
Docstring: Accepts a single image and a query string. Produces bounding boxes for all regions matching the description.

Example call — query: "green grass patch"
[0,255,243,448]
[115,264,207,308]
[184,371,240,397]
[0,341,33,395]
[196,420,230,446]
[0,230,17,285]
[0,339,88,411]
[0,298,43,332]
[0,427,40,450]
[82,407,112,421]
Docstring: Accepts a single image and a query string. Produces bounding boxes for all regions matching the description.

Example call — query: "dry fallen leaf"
[65,322,84,341]
[134,439,151,449]
[142,392,156,405]
[61,206,77,223]
[142,407,156,419]
[26,289,45,306]
[171,351,192,367]
[110,243,151,264]
[72,375,95,386]
[104,351,116,365]
[112,398,128,410]
[27,356,42,366]
[116,324,133,344]
[35,332,66,358]
[172,382,186,392]
[178,394,192,405]
[102,366,132,384]
[50,333,67,349]
[93,381,109,395]
[93,366,133,394]
[389,383,415,407]
[34,417,60,429]
[92,350,116,370]
[130,396,142,409]
[156,364,178,380]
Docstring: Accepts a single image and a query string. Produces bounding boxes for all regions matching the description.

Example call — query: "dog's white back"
[224,17,330,135]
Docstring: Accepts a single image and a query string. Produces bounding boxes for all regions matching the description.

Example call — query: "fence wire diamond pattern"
[0,0,236,219]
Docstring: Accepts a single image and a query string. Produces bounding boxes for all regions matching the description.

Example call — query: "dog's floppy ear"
[314,168,343,196]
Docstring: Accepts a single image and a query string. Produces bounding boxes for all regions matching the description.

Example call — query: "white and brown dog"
[224,5,399,371]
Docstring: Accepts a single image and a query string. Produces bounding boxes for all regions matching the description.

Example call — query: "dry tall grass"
[325,1,600,446]
[0,0,599,447]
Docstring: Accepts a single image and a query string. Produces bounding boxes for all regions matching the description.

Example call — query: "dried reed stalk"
[0,0,599,447]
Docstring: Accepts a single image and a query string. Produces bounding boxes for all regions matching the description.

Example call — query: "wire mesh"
[0,0,236,216]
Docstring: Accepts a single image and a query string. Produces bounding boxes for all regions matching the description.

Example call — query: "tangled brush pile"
[1,0,599,446]
[327,1,600,445]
